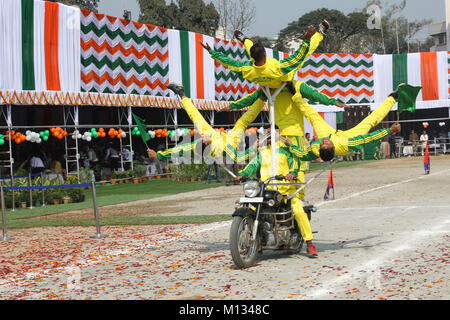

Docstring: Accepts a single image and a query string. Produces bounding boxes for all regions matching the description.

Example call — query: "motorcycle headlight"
[243,181,261,198]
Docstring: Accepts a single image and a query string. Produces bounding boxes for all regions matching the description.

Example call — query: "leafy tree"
[363,0,432,54]
[138,0,219,36]
[275,8,371,53]
[48,0,99,12]
[275,0,432,54]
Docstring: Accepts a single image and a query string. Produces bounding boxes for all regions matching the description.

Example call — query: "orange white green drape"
[0,0,80,92]
[373,52,449,109]
[168,29,215,100]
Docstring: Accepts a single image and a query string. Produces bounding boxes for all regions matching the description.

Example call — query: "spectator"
[305,133,311,148]
[380,137,389,159]
[207,160,222,184]
[387,135,395,158]
[49,158,64,183]
[105,143,120,171]
[420,130,428,156]
[29,150,46,174]
[409,129,419,155]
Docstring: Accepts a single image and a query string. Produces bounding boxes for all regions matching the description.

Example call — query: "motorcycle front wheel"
[229,215,260,269]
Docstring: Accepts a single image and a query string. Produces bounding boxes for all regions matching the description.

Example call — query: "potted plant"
[62,196,71,204]
[134,165,146,182]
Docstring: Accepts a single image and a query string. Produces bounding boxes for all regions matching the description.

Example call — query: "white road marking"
[306,217,450,298]
[316,168,450,208]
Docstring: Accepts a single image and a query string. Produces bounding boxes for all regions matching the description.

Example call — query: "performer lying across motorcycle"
[286,84,419,162]
[235,129,319,258]
[146,83,264,163]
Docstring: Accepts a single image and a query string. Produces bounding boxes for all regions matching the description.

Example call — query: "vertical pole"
[8,127,14,212]
[63,106,70,177]
[90,181,108,239]
[74,106,80,183]
[262,84,286,184]
[434,138,437,156]
[40,171,45,207]
[127,106,134,171]
[28,172,33,209]
[0,183,14,241]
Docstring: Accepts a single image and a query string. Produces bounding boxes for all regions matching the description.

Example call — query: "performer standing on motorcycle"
[235,129,319,258]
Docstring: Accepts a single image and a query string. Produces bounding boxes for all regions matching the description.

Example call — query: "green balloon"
[0,139,4,146]
[43,136,49,141]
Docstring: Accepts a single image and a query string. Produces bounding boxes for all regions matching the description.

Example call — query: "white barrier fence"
[391,137,450,157]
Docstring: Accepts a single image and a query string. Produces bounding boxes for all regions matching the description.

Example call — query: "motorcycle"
[229,174,317,269]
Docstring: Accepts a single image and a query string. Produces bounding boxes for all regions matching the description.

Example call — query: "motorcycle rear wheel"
[229,215,260,269]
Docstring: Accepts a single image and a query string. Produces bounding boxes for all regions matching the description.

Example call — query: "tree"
[138,0,171,27]
[275,8,371,53]
[176,0,220,36]
[275,0,432,54]
[48,0,99,12]
[138,0,220,36]
[364,0,432,54]
[214,0,256,40]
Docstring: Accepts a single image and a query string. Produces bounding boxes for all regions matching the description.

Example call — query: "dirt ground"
[0,155,448,301]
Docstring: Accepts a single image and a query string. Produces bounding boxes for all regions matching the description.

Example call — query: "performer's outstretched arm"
[347,128,392,152]
[148,141,199,160]
[237,152,261,177]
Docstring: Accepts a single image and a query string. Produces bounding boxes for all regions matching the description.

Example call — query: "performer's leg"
[343,97,396,138]
[292,93,336,138]
[291,195,313,241]
[227,98,264,149]
[181,97,216,137]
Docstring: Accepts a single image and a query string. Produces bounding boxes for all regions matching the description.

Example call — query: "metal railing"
[0,181,107,241]
[391,137,450,157]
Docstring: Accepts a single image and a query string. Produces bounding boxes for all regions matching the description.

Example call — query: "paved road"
[0,157,448,301]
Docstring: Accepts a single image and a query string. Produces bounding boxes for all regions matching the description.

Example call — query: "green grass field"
[0,160,377,229]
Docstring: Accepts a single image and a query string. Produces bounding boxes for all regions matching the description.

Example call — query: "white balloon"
[121,131,126,138]
[86,136,92,142]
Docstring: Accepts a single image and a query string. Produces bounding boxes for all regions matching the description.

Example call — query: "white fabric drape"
[0,0,22,90]
[34,0,47,91]
[373,54,393,104]
[58,3,81,92]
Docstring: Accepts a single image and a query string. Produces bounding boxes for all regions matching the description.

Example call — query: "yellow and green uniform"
[288,95,397,160]
[238,141,313,242]
[226,81,339,196]
[156,139,255,163]
[163,96,262,163]
[210,32,323,88]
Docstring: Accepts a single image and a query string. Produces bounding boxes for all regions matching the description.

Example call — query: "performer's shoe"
[286,81,296,95]
[388,83,406,100]
[306,244,319,258]
[319,20,330,35]
[234,30,246,43]
[167,83,185,97]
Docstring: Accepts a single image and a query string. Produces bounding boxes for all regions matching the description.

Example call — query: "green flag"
[397,84,422,113]
[132,113,150,143]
